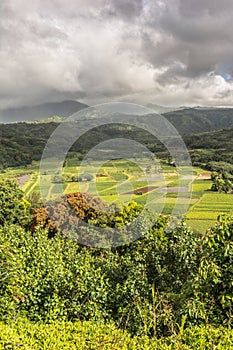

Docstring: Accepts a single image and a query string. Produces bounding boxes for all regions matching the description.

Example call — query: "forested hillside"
[164,107,233,134]
[1,117,233,169]
[185,127,233,165]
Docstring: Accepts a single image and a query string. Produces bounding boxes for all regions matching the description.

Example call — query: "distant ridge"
[146,104,182,114]
[1,100,233,135]
[163,107,233,134]
[0,100,88,123]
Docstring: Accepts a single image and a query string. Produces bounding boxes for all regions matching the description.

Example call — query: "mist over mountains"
[0,100,88,123]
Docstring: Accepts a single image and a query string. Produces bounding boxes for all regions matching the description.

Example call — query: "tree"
[211,172,233,193]
[32,192,106,235]
[193,214,233,324]
[0,179,29,226]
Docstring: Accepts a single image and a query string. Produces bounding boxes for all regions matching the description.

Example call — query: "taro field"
[2,159,233,233]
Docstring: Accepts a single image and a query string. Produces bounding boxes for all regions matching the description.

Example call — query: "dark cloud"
[179,0,233,16]
[109,0,144,19]
[141,0,233,86]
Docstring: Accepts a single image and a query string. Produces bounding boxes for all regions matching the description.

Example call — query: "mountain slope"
[185,126,233,150]
[164,107,233,134]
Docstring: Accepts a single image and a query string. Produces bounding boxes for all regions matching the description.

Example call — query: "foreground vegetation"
[1,107,232,347]
[1,320,233,349]
[0,177,232,347]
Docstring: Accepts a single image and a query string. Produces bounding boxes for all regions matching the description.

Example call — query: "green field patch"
[199,193,233,203]
[96,181,117,192]
[193,167,211,176]
[96,175,109,182]
[65,183,82,193]
[193,206,232,213]
[63,167,79,173]
[166,179,190,187]
[161,203,189,215]
[159,186,189,193]
[164,197,195,204]
[186,191,233,232]
[191,191,206,199]
[99,194,121,203]
[23,181,37,196]
[164,192,194,199]
[22,175,35,192]
[98,188,118,196]
[131,181,149,188]
[100,161,114,168]
[186,211,220,220]
[186,219,216,233]
[51,183,67,194]
[195,203,233,209]
[192,180,212,192]
[84,182,98,193]
[32,185,41,193]
[133,194,148,205]
[110,172,128,181]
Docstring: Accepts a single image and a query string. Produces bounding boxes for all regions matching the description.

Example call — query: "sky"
[1,0,233,109]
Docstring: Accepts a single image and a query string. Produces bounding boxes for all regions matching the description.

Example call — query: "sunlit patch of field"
[191,180,212,193]
[186,192,233,232]
[186,219,216,234]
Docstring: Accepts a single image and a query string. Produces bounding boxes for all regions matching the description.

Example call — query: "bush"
[0,179,28,227]
[0,225,109,322]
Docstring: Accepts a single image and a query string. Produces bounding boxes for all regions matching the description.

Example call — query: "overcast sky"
[1,0,233,109]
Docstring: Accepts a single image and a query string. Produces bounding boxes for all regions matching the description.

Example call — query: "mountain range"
[1,99,233,137]
[0,101,233,169]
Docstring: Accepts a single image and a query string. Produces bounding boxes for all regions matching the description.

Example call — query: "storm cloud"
[0,0,233,109]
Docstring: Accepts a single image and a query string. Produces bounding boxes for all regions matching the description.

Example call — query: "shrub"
[0,179,28,227]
